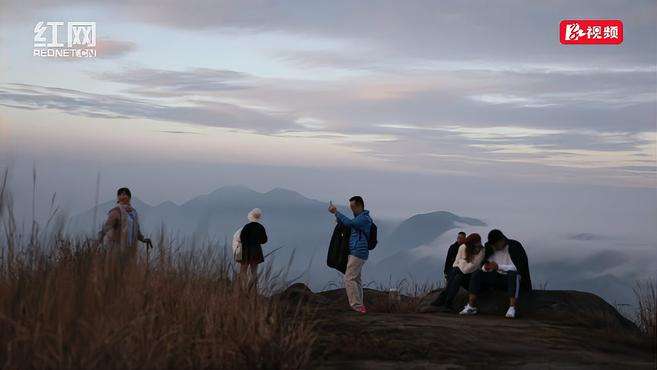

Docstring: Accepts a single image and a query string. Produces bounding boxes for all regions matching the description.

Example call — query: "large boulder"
[277,284,415,312]
[417,287,638,331]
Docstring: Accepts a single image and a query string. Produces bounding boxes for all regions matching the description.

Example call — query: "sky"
[0,0,656,227]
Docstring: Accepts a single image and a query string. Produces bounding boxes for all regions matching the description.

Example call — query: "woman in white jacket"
[432,233,484,311]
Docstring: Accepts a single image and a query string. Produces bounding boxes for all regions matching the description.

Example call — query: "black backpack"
[367,222,378,250]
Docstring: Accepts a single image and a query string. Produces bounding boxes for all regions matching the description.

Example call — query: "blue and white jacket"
[335,210,372,260]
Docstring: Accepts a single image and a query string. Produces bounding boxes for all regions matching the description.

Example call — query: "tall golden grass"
[633,279,656,359]
[0,171,316,370]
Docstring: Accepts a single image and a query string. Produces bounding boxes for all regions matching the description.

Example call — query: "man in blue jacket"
[328,195,372,313]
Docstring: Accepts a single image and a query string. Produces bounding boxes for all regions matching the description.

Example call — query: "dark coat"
[484,239,532,292]
[443,242,460,276]
[327,222,351,273]
[239,222,268,265]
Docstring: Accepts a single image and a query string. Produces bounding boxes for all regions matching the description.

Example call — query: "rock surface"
[416,288,638,331]
[278,284,654,369]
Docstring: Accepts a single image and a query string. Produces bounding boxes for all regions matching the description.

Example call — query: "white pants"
[344,255,366,309]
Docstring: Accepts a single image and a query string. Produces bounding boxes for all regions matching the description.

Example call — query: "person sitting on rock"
[430,231,467,306]
[444,231,466,280]
[460,229,532,319]
[431,233,485,312]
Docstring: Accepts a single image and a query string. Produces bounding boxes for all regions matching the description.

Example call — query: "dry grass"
[633,279,656,360]
[366,278,438,313]
[0,240,316,370]
[0,172,316,370]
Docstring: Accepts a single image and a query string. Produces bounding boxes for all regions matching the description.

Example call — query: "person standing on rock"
[460,229,532,319]
[431,233,484,311]
[237,208,268,288]
[99,187,152,250]
[328,196,373,314]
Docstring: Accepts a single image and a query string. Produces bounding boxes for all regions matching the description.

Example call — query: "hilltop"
[278,284,654,369]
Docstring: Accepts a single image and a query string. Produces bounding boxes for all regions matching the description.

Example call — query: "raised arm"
[335,211,371,233]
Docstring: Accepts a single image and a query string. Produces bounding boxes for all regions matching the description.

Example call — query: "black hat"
[117,187,132,198]
[487,229,507,244]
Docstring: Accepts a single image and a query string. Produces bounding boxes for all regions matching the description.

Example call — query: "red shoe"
[354,306,367,314]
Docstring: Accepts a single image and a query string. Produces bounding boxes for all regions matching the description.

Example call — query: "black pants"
[469,269,521,299]
[433,267,471,307]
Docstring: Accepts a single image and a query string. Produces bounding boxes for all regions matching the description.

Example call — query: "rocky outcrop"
[416,288,639,331]
[277,284,652,369]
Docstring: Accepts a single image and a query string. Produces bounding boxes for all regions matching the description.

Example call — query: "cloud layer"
[1,0,655,187]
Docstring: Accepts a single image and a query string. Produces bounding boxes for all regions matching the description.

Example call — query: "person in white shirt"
[460,229,532,319]
[431,233,485,311]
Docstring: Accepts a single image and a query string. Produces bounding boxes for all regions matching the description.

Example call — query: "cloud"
[159,130,202,135]
[95,39,137,59]
[0,83,302,133]
[112,1,655,67]
[5,1,656,69]
[1,59,655,186]
[97,68,252,95]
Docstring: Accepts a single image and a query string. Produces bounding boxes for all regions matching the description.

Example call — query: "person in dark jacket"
[238,208,268,287]
[430,231,467,308]
[444,232,466,279]
[460,229,532,319]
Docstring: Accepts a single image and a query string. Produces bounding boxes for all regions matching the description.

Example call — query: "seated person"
[432,233,484,311]
[431,231,467,307]
[443,231,466,280]
[459,229,532,319]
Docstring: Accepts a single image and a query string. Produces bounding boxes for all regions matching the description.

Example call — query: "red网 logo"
[560,20,623,45]
[33,21,97,58]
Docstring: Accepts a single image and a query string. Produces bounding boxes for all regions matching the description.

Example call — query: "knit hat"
[247,208,262,222]
[465,233,481,246]
[487,229,507,245]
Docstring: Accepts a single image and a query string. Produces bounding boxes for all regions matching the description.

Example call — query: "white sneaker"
[505,306,516,319]
[459,304,478,315]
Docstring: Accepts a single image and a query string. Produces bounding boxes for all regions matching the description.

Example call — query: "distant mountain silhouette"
[69,186,484,290]
[377,211,485,257]
[67,187,640,306]
[69,186,349,268]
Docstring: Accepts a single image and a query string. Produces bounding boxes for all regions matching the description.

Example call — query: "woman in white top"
[432,233,484,311]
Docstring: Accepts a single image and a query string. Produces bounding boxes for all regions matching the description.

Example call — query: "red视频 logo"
[560,20,623,45]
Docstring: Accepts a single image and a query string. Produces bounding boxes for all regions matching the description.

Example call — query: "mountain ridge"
[68,185,483,290]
